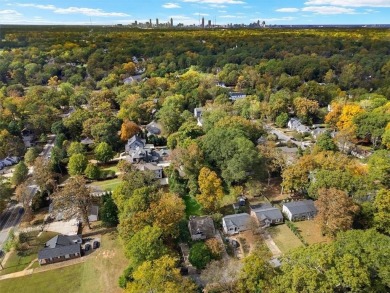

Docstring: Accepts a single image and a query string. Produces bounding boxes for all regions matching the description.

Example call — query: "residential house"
[88,205,99,222]
[38,235,82,265]
[311,127,327,139]
[229,92,247,101]
[80,137,95,146]
[125,135,146,152]
[282,200,317,221]
[135,163,163,179]
[222,213,252,235]
[145,121,161,136]
[287,118,310,134]
[250,204,283,227]
[21,128,35,148]
[194,107,203,126]
[188,216,216,241]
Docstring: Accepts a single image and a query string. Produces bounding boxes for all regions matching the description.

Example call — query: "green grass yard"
[183,195,203,218]
[0,264,84,293]
[0,232,127,293]
[0,231,58,276]
[268,224,303,254]
[90,178,122,191]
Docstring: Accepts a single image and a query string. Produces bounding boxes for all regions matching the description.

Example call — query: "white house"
[282,200,317,221]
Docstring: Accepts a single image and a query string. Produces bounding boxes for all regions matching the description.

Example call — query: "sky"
[0,0,389,25]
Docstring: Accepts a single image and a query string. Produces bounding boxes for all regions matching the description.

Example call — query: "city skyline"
[0,0,389,25]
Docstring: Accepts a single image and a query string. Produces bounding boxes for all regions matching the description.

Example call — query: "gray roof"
[89,205,99,217]
[283,200,317,216]
[127,135,145,148]
[223,213,251,228]
[252,204,283,221]
[45,235,81,248]
[188,216,215,238]
[38,244,81,260]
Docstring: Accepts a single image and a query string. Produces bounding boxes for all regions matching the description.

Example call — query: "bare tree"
[52,176,92,229]
[201,259,243,293]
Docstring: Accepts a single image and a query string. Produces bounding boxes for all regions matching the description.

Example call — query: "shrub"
[189,242,212,269]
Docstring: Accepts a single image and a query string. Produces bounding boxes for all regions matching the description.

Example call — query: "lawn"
[0,231,58,276]
[91,178,122,191]
[0,232,128,293]
[0,264,84,293]
[268,224,303,254]
[294,221,331,245]
[183,195,203,218]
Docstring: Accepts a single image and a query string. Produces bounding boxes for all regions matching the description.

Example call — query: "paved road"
[0,136,54,249]
[266,125,307,148]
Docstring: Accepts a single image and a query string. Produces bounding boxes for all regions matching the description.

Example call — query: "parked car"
[92,240,100,249]
[0,159,12,167]
[5,157,18,164]
[84,243,91,251]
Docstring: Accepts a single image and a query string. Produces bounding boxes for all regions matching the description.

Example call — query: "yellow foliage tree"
[149,192,185,238]
[336,104,364,130]
[197,167,224,212]
[325,102,343,129]
[122,61,136,75]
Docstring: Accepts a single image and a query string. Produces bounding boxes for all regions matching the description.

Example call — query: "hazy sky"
[0,0,389,25]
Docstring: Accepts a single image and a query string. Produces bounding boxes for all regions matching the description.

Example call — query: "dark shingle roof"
[188,216,215,238]
[283,200,317,216]
[38,244,81,260]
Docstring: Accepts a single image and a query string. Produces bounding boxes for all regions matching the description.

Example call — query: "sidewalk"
[0,255,88,281]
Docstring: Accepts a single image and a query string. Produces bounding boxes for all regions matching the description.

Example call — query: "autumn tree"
[120,120,141,141]
[293,97,319,123]
[32,157,57,195]
[315,188,359,237]
[205,238,224,259]
[373,189,390,235]
[52,176,92,229]
[149,192,185,238]
[336,104,364,130]
[197,167,224,212]
[125,255,198,293]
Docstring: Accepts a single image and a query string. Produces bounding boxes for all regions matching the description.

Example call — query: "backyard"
[90,178,122,192]
[0,232,127,293]
[294,221,331,245]
[183,195,203,218]
[268,224,303,254]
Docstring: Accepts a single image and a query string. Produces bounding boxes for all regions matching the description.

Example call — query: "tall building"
[208,20,212,28]
[149,19,152,27]
[170,18,173,27]
[156,18,159,27]
[201,17,205,28]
